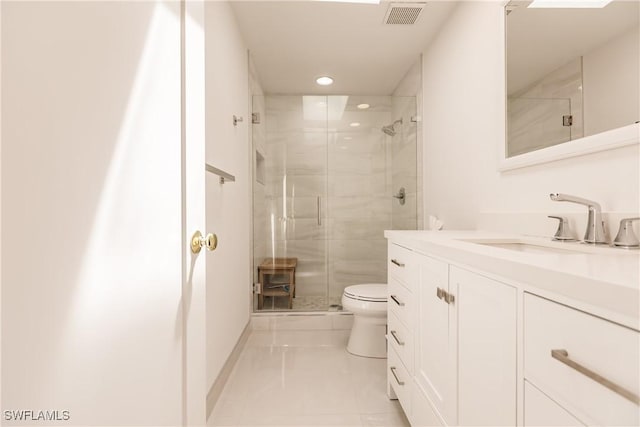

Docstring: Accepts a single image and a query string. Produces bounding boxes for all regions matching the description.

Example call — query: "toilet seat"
[343,284,387,302]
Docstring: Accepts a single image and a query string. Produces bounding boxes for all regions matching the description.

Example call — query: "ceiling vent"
[384,2,426,25]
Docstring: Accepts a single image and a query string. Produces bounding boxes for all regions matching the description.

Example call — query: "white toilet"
[341,284,388,358]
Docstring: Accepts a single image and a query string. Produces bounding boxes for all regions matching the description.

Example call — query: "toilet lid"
[343,284,387,302]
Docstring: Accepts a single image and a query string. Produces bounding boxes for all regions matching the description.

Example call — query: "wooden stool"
[258,258,297,309]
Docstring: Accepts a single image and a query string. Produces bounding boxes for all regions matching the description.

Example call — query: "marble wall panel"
[328,239,388,264]
[328,196,392,220]
[327,172,388,197]
[328,218,389,241]
[328,259,387,290]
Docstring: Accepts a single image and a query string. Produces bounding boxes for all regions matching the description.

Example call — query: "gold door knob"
[191,231,218,254]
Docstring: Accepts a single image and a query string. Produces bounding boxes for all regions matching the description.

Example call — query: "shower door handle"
[317,196,321,226]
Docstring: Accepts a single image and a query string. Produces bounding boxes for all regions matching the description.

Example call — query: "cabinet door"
[452,267,517,426]
[414,256,455,424]
[524,381,584,426]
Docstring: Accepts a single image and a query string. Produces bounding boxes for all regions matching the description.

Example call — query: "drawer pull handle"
[390,330,405,346]
[390,295,405,307]
[551,349,640,405]
[391,259,405,267]
[436,287,444,300]
[390,366,405,386]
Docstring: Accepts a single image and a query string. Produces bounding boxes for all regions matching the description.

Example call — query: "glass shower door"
[252,95,418,312]
[507,97,573,157]
[324,96,418,307]
[252,95,329,311]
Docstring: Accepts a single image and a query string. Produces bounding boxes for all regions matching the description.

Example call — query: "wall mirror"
[502,0,639,170]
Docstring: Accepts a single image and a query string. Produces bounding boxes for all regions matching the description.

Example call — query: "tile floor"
[209,329,410,426]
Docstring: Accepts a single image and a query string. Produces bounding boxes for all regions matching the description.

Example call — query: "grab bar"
[205,163,235,184]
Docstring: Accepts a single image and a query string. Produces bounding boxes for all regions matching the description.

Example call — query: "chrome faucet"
[613,217,640,249]
[549,193,608,244]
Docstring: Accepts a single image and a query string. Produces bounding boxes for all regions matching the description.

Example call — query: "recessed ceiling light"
[316,76,334,86]
[357,103,370,109]
[528,0,613,7]
[350,122,360,127]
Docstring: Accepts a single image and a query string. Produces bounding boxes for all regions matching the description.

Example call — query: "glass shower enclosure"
[252,95,418,312]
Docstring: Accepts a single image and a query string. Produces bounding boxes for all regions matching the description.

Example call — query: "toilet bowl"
[341,284,387,358]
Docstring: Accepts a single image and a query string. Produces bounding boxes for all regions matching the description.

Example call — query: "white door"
[1,1,208,425]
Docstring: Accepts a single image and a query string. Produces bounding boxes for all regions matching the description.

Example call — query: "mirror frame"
[499,4,640,172]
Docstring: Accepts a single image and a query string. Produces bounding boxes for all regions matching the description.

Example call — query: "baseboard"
[251,311,354,331]
[205,320,252,420]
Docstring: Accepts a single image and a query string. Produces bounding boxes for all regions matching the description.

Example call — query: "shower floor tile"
[208,329,410,427]
[256,295,343,312]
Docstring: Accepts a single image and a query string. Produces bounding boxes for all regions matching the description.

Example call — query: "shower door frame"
[251,95,418,313]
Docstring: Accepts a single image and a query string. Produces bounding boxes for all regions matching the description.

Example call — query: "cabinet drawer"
[389,278,413,327]
[411,383,444,427]
[388,346,411,414]
[524,293,639,426]
[524,380,584,426]
[388,310,414,373]
[388,243,418,290]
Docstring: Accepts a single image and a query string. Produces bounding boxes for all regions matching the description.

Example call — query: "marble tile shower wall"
[391,97,418,231]
[257,96,393,303]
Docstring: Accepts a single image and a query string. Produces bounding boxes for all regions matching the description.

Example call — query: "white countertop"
[385,230,640,330]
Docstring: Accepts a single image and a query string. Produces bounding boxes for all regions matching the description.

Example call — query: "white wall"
[422,2,639,235]
[2,1,184,424]
[583,26,640,136]
[203,1,252,392]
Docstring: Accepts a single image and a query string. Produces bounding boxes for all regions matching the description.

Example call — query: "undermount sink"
[457,238,620,255]
[471,241,586,255]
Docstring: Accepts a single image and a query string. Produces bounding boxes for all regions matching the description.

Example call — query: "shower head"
[381,118,403,136]
[381,125,396,136]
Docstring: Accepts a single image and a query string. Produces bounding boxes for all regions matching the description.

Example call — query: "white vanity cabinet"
[523,293,639,426]
[412,258,517,426]
[388,242,517,426]
[387,243,419,416]
[386,231,640,427]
